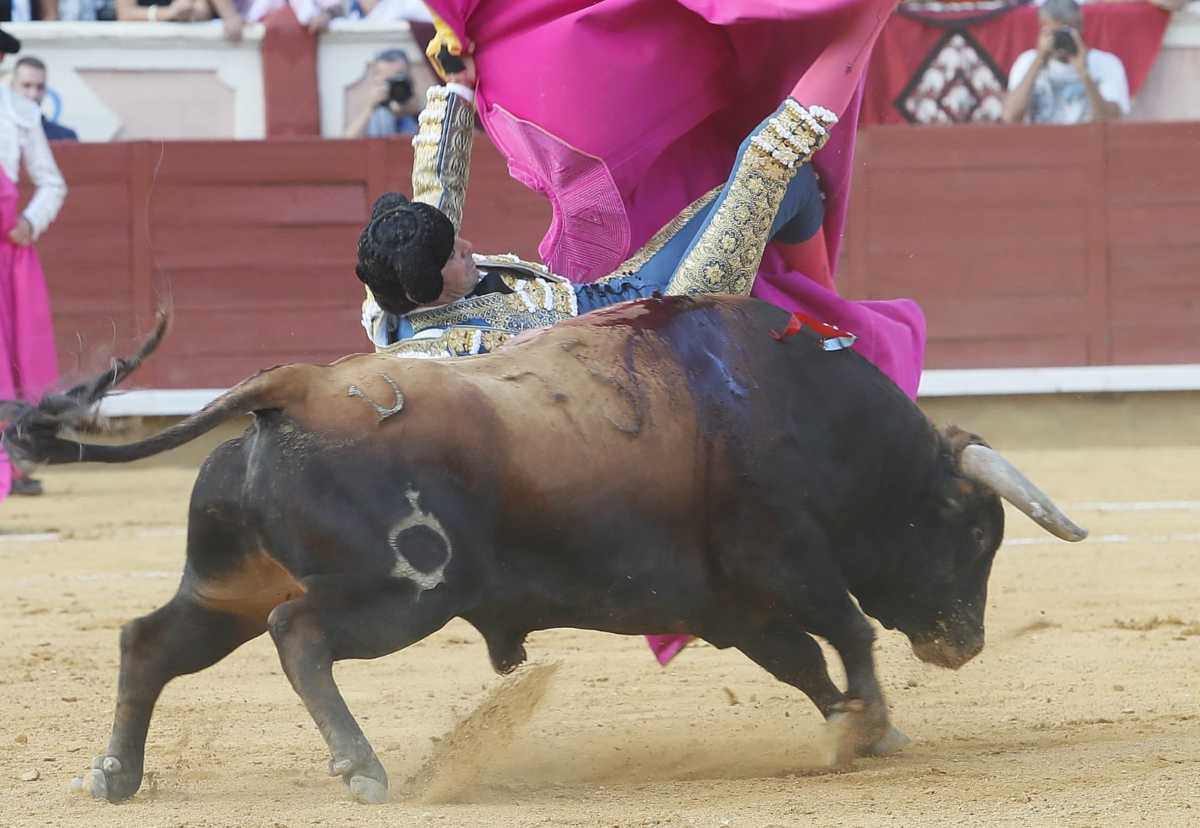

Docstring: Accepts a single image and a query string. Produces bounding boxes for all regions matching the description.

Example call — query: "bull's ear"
[936,476,979,520]
[941,425,990,459]
[936,425,990,520]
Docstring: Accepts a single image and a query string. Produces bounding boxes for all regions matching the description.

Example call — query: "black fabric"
[42,117,78,142]
[0,23,20,51]
[355,193,455,316]
[467,270,513,299]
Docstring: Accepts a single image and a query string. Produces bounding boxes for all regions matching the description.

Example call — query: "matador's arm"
[410,83,477,232]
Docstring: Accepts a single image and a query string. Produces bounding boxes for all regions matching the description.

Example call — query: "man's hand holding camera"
[1064,28,1089,75]
[382,75,417,116]
[1034,25,1088,74]
[1003,0,1127,126]
[344,52,422,139]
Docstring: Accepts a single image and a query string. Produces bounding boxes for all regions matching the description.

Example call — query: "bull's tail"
[2,309,291,466]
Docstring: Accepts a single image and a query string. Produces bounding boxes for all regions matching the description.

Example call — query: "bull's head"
[859,427,1086,671]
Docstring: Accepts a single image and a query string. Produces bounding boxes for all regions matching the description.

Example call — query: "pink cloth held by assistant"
[0,173,58,503]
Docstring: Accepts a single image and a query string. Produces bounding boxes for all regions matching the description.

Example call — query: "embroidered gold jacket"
[362,87,831,359]
[361,85,587,358]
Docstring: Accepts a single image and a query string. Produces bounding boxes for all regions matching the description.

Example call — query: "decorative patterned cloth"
[863,0,1171,125]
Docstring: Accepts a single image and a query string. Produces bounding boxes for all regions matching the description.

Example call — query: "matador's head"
[355,193,459,315]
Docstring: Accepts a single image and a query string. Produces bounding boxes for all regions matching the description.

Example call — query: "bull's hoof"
[860,724,911,757]
[72,755,143,802]
[330,753,388,805]
[821,699,891,767]
[820,712,860,768]
[349,775,389,805]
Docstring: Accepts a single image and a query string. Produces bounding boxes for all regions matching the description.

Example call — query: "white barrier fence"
[4,19,422,141]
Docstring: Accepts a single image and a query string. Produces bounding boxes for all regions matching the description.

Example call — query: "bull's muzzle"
[910,633,984,670]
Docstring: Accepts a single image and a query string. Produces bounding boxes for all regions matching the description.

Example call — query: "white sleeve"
[1007,51,1037,92]
[19,118,67,239]
[1093,53,1131,116]
[361,291,397,349]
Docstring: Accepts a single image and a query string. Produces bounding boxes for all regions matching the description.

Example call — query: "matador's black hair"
[355,193,455,315]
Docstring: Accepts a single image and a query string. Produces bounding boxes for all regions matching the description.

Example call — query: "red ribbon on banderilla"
[770,311,858,351]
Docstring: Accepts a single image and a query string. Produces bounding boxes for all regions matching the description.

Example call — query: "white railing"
[5,21,267,141]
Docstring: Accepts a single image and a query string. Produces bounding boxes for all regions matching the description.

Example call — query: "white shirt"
[0,87,67,239]
[352,0,433,21]
[1008,49,1131,125]
[235,0,341,25]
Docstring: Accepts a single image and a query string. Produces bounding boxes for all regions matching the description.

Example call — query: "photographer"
[344,49,420,139]
[1002,0,1129,125]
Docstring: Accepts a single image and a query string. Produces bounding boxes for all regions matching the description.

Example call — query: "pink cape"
[0,174,58,503]
[424,0,926,664]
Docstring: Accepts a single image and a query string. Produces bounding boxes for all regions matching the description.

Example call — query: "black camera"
[1052,28,1078,57]
[387,75,414,106]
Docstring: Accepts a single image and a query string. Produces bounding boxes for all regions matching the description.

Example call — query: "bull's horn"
[959,445,1088,542]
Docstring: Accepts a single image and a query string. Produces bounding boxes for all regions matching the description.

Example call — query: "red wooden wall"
[29,122,1200,389]
[840,121,1200,368]
[34,138,549,388]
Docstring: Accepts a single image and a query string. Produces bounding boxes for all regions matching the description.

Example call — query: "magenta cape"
[424,0,926,664]
[0,173,58,503]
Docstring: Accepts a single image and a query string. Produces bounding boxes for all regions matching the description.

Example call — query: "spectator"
[0,27,67,498]
[344,49,420,139]
[116,0,245,41]
[1,0,59,20]
[347,0,430,23]
[229,0,344,35]
[10,57,77,142]
[57,0,101,19]
[1003,0,1130,124]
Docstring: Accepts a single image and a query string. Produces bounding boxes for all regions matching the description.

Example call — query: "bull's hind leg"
[267,581,458,804]
[81,593,263,802]
[735,623,910,758]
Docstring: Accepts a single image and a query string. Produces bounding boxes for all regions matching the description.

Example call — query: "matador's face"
[424,236,479,308]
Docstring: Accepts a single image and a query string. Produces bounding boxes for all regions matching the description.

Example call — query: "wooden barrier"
[840,121,1200,369]
[29,121,1200,389]
[32,138,548,388]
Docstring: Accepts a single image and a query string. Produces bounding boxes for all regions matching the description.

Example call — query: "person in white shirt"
[0,27,67,499]
[1003,0,1130,125]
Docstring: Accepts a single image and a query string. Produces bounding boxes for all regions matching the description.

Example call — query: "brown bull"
[2,295,1086,804]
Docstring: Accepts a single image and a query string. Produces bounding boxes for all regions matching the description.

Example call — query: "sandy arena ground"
[1,395,1198,827]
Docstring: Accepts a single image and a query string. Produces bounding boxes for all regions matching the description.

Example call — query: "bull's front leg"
[808,597,896,763]
[735,622,909,759]
[267,580,458,804]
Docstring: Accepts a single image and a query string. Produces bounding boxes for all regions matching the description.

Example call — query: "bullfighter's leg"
[267,581,458,804]
[80,593,263,802]
[735,624,910,757]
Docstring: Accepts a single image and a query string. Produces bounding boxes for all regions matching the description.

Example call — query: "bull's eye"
[971,527,986,545]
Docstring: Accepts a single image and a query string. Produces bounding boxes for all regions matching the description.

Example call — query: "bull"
[3,295,1087,804]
